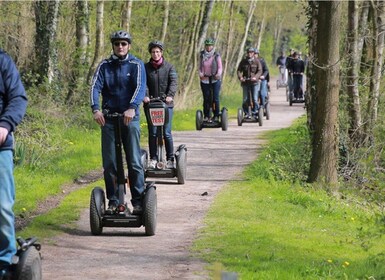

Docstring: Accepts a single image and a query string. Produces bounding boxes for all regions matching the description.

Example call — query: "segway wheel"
[258,108,263,126]
[90,187,105,235]
[221,108,228,131]
[176,146,187,184]
[265,102,270,120]
[195,110,203,131]
[237,108,243,126]
[143,185,157,236]
[13,246,42,280]
[276,80,279,90]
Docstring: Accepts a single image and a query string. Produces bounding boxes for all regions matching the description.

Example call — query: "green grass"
[192,120,385,279]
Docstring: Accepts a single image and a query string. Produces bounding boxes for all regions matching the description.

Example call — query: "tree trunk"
[160,0,169,43]
[121,0,132,32]
[222,0,234,80]
[34,0,60,84]
[308,1,341,193]
[364,0,385,145]
[87,0,104,85]
[255,5,266,50]
[178,0,214,109]
[346,1,363,145]
[66,0,89,104]
[235,0,257,69]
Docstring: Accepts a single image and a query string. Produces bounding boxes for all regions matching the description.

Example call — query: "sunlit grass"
[193,120,385,279]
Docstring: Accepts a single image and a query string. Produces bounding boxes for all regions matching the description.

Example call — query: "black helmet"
[110,30,131,43]
[247,47,255,53]
[148,41,164,53]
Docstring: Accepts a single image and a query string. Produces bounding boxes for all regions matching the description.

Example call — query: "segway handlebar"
[102,110,123,118]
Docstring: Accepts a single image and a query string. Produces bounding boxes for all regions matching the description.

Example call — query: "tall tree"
[222,0,234,80]
[67,0,89,103]
[178,0,214,108]
[235,0,257,69]
[346,1,363,145]
[308,1,341,192]
[34,0,60,84]
[87,0,104,85]
[364,0,385,144]
[121,0,132,32]
[161,0,170,43]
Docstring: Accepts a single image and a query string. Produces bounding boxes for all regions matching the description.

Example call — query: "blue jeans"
[260,79,268,107]
[242,83,260,114]
[0,150,16,266]
[102,118,144,207]
[200,80,221,118]
[148,107,174,161]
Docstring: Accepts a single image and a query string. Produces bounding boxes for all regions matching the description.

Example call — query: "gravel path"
[41,80,304,280]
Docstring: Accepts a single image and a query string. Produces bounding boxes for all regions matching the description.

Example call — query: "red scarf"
[150,57,163,69]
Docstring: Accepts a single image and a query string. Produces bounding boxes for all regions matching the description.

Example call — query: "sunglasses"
[113,42,128,47]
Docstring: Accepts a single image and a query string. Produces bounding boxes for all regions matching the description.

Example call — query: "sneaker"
[203,117,209,122]
[213,116,219,122]
[132,205,143,215]
[106,204,116,215]
[148,159,157,169]
[166,160,174,169]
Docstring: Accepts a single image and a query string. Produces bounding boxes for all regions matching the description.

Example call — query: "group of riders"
[276,48,306,101]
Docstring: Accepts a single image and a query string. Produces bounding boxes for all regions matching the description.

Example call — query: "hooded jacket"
[0,50,28,150]
[90,54,146,116]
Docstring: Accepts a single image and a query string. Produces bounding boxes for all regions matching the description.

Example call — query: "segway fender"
[175,144,187,157]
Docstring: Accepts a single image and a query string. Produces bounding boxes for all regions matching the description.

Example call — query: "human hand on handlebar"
[143,96,150,103]
[165,96,173,104]
[123,109,135,125]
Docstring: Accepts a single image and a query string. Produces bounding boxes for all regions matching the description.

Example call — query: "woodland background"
[1,0,385,201]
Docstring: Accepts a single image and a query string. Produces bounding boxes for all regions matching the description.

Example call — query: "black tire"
[258,108,263,126]
[265,102,270,120]
[143,186,157,236]
[221,108,228,131]
[14,247,42,280]
[276,80,279,90]
[176,147,187,184]
[237,108,243,126]
[195,110,203,131]
[90,187,105,235]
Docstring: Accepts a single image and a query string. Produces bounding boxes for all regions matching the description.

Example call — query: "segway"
[144,98,187,185]
[289,73,305,106]
[237,81,263,126]
[89,112,157,236]
[276,66,287,89]
[0,237,42,280]
[196,79,228,131]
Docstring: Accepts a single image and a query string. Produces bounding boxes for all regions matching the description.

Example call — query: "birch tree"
[87,0,104,84]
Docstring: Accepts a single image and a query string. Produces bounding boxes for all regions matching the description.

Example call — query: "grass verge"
[192,118,385,279]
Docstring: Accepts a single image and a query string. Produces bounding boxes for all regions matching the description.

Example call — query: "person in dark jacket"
[237,47,262,118]
[286,48,295,94]
[291,51,305,99]
[254,49,269,108]
[90,30,146,215]
[0,49,28,278]
[143,41,178,169]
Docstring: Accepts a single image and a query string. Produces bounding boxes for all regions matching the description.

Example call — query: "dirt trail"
[41,80,304,280]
